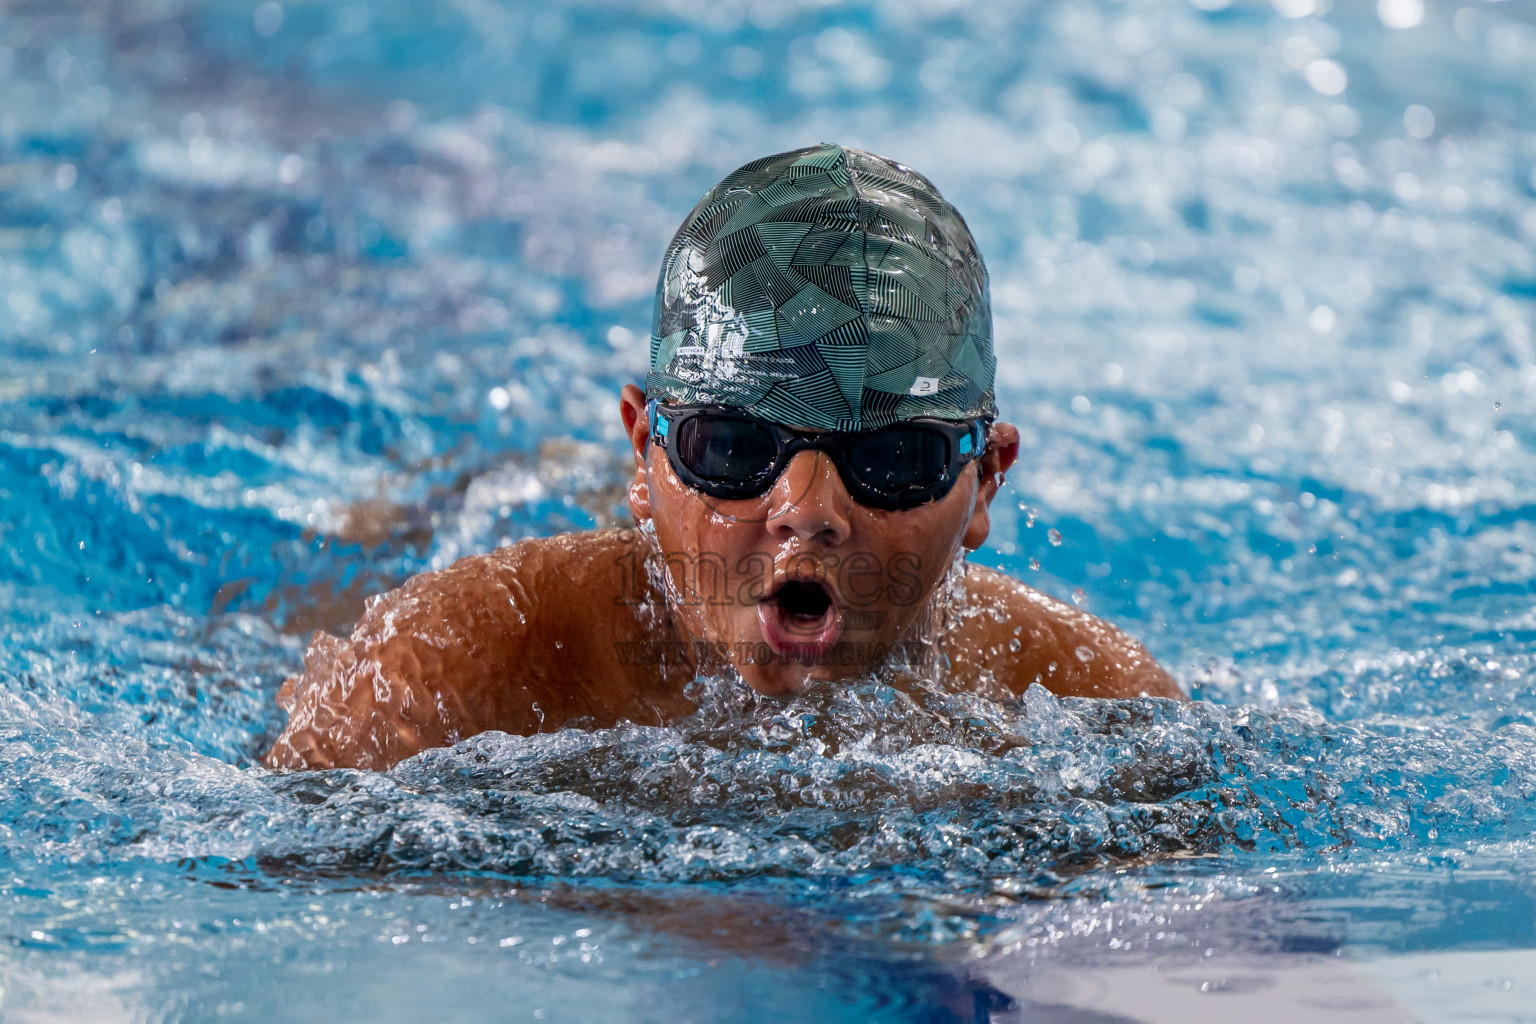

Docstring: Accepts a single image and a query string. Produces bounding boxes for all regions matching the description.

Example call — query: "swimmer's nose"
[765,450,853,546]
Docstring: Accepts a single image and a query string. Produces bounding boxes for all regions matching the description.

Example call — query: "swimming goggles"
[648,401,988,512]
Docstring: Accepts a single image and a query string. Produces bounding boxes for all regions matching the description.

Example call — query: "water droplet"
[1075,645,1095,662]
[1028,558,1040,571]
[1494,402,1501,410]
[1009,638,1022,652]
[253,2,284,37]
[1048,529,1063,547]
[1071,588,1086,605]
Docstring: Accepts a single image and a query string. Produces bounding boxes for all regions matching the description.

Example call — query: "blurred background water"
[1,0,1535,1020]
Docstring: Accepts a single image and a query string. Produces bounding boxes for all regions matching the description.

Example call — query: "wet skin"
[263,385,1182,771]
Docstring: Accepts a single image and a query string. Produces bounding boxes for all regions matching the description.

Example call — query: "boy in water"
[264,144,1180,772]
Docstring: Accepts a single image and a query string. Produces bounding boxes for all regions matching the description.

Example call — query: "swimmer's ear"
[619,384,653,520]
[962,421,1021,550]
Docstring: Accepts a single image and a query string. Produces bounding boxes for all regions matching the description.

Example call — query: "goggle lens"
[846,425,951,498]
[675,416,779,489]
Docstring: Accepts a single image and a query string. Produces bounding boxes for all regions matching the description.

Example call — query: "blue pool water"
[2,0,1535,1019]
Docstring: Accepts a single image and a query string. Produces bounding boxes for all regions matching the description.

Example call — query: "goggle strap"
[964,420,986,458]
[647,399,669,442]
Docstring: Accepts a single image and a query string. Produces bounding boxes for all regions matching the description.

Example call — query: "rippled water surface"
[2,0,1535,1020]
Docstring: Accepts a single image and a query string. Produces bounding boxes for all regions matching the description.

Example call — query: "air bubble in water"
[1048,529,1063,546]
[1074,645,1095,662]
[1029,559,1040,571]
[1071,589,1086,605]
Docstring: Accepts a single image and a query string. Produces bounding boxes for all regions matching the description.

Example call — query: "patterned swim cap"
[647,143,995,432]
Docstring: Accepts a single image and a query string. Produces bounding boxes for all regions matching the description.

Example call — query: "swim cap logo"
[908,376,940,396]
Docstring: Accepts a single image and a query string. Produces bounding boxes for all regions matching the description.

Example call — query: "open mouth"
[757,579,843,662]
[773,580,833,622]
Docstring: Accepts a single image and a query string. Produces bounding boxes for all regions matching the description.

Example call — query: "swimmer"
[264,144,1182,771]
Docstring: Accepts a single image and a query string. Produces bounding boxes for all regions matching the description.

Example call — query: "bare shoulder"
[351,529,635,638]
[263,529,644,771]
[947,563,1184,700]
[485,528,640,582]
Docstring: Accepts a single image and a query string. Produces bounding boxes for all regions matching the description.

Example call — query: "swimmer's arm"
[959,565,1185,700]
[262,551,547,771]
